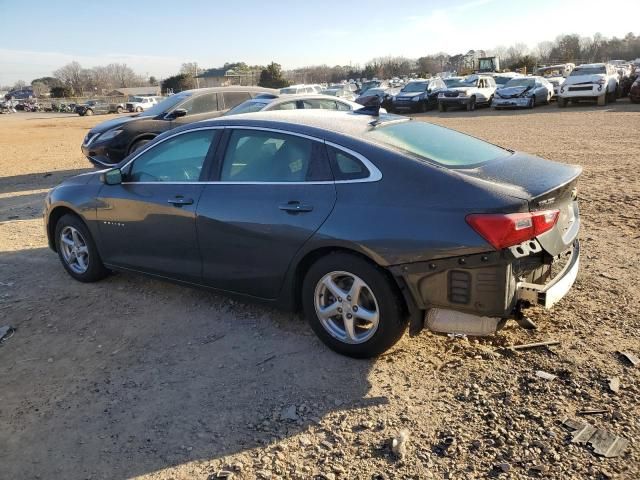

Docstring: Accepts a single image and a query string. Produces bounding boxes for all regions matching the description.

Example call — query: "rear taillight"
[466,210,560,250]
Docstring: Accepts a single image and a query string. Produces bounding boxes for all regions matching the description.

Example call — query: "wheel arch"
[127,134,156,154]
[47,205,87,252]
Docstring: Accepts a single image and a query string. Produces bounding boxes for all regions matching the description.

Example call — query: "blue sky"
[0,0,638,84]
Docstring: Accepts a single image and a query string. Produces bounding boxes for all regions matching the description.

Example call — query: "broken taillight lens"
[466,210,560,250]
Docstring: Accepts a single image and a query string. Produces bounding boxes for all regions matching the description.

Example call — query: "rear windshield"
[365,120,510,168]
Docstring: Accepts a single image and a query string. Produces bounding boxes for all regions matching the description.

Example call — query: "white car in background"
[280,84,321,95]
[437,74,497,111]
[558,63,619,107]
[125,96,159,112]
[535,63,575,97]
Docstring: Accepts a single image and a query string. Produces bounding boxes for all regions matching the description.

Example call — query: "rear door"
[96,128,220,282]
[196,127,336,299]
[171,92,222,126]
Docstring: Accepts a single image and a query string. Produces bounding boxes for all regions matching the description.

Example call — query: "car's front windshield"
[570,66,606,76]
[446,77,478,88]
[365,120,510,168]
[505,78,535,88]
[537,68,562,77]
[401,82,427,93]
[138,93,192,117]
[495,76,515,86]
[225,100,269,115]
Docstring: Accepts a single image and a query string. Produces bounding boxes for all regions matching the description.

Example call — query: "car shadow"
[0,246,383,479]
[0,168,92,195]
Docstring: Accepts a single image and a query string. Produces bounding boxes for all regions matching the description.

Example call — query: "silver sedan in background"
[492,76,554,109]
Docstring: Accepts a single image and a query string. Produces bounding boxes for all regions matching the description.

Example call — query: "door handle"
[279,201,313,213]
[167,196,194,206]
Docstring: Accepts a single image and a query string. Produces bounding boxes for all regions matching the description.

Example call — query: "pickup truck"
[125,96,159,112]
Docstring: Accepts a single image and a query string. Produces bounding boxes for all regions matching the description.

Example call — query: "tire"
[129,138,151,154]
[609,86,618,103]
[558,98,567,108]
[438,102,447,112]
[116,106,123,114]
[302,252,408,358]
[417,101,426,113]
[136,107,143,112]
[631,95,640,104]
[85,109,93,116]
[466,96,476,111]
[528,97,535,109]
[597,92,607,106]
[54,213,109,283]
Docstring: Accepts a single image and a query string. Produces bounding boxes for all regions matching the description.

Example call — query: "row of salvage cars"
[44,82,584,358]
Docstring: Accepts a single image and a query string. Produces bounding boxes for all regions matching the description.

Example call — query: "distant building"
[105,86,161,97]
[196,68,259,88]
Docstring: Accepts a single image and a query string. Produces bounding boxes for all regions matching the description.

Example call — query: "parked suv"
[390,78,446,113]
[81,86,277,167]
[126,96,159,112]
[558,63,619,107]
[438,75,496,111]
[75,100,112,116]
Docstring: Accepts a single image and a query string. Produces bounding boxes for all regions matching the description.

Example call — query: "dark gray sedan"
[44,111,581,357]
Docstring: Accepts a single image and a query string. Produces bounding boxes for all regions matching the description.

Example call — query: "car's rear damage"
[389,153,582,336]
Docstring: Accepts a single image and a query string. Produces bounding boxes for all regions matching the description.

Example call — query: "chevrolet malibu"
[45,111,581,358]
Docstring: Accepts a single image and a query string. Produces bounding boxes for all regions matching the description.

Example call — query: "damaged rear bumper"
[390,239,580,332]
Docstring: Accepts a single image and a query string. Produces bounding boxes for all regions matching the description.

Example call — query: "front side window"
[221,130,330,182]
[128,130,217,182]
[181,93,219,115]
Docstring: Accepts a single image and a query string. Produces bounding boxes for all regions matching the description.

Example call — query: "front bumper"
[392,100,419,111]
[438,96,470,105]
[559,85,602,99]
[493,97,531,108]
[390,239,580,319]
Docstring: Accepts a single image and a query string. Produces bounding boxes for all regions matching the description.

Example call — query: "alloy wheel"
[314,271,380,344]
[59,226,90,274]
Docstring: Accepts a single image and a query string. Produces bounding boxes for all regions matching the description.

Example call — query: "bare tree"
[53,61,84,94]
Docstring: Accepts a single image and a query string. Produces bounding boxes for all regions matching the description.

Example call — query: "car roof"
[190,110,409,140]
[576,63,606,68]
[180,86,279,96]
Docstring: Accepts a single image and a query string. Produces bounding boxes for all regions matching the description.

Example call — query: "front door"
[196,128,336,299]
[96,128,220,282]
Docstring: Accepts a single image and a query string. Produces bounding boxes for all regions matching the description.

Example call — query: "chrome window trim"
[120,124,382,185]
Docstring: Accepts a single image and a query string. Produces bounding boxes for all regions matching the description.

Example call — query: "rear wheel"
[302,253,408,358]
[466,96,476,111]
[85,109,93,116]
[54,214,109,282]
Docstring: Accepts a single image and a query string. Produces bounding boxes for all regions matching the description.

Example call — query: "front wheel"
[116,106,123,114]
[129,138,151,154]
[85,109,93,116]
[136,107,143,112]
[302,253,408,358]
[558,98,568,108]
[438,102,447,112]
[55,214,109,282]
[528,97,535,109]
[466,97,476,111]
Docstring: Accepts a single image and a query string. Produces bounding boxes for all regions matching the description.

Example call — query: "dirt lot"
[1,102,639,480]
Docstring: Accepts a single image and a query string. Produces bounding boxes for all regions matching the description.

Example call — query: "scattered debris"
[279,405,298,422]
[207,471,234,480]
[536,370,557,381]
[563,417,629,458]
[608,377,620,393]
[618,351,639,367]
[599,272,617,280]
[510,340,560,351]
[577,408,608,416]
[0,325,14,343]
[391,429,409,459]
[255,354,277,366]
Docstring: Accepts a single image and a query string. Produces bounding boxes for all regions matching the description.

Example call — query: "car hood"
[455,151,582,201]
[89,114,141,134]
[58,170,101,187]
[496,86,532,97]
[447,87,472,94]
[396,91,424,98]
[564,74,605,85]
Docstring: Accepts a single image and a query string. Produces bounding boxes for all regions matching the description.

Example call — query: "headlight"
[411,96,421,101]
[97,129,123,142]
[458,91,467,97]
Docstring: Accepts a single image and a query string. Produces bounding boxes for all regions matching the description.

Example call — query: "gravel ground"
[0,102,639,480]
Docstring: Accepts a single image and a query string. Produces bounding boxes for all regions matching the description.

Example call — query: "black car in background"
[75,100,114,116]
[390,78,447,113]
[81,86,277,167]
[355,86,401,110]
[47,110,581,358]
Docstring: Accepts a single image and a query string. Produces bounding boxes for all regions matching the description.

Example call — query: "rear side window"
[327,146,369,180]
[182,93,219,115]
[223,92,251,109]
[221,130,331,182]
[271,101,297,111]
[365,120,510,168]
[301,99,338,110]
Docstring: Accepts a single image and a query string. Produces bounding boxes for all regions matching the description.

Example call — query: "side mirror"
[170,108,187,119]
[101,168,122,185]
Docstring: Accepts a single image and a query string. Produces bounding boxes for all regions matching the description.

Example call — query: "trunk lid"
[458,152,581,255]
